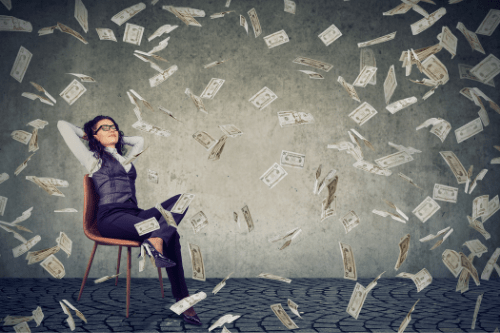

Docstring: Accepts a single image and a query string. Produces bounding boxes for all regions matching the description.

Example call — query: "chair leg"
[78,242,98,301]
[115,246,122,286]
[157,268,165,298]
[126,246,131,318]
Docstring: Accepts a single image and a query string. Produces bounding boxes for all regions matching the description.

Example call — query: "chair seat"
[84,224,142,247]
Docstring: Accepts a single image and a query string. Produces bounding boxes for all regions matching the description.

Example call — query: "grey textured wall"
[0,0,499,280]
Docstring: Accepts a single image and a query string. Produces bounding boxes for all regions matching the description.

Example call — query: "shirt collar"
[104,147,117,154]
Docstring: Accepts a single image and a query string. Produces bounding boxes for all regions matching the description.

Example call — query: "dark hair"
[83,115,125,161]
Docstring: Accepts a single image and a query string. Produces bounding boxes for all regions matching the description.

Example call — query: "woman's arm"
[122,135,145,160]
[57,120,98,172]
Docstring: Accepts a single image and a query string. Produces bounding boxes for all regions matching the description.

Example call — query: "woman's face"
[93,119,118,148]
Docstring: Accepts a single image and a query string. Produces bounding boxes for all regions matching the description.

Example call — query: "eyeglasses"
[94,124,117,134]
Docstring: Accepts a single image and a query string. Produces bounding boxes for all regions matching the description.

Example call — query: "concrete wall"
[0,0,499,280]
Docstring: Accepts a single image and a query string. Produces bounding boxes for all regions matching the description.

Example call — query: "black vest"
[91,154,138,206]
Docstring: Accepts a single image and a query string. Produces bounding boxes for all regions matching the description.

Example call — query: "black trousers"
[96,194,189,299]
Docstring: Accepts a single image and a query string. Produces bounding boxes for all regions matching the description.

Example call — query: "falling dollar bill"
[260,163,288,189]
[170,292,207,315]
[171,193,194,214]
[270,304,298,329]
[318,24,342,46]
[339,242,357,280]
[134,217,160,236]
[10,46,32,83]
[188,242,206,281]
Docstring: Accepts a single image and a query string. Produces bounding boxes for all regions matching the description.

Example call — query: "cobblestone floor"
[0,278,499,333]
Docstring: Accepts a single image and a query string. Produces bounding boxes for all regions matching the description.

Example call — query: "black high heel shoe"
[176,297,202,326]
[140,239,176,268]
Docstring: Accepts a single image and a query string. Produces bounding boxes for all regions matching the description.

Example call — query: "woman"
[57,116,202,326]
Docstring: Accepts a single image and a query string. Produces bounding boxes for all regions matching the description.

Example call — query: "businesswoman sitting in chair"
[57,116,201,326]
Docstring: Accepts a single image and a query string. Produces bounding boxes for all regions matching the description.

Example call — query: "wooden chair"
[77,174,164,317]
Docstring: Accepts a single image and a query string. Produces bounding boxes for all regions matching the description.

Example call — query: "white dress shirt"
[57,120,144,177]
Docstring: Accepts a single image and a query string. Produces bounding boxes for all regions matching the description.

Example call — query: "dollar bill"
[188,243,206,281]
[26,176,65,196]
[386,97,417,114]
[147,36,170,54]
[249,86,277,110]
[10,46,32,83]
[420,227,451,243]
[325,174,338,208]
[298,69,323,79]
[353,160,392,176]
[74,0,88,33]
[219,124,243,137]
[346,283,366,319]
[411,7,446,35]
[337,76,360,102]
[321,196,337,222]
[481,248,500,280]
[468,216,491,240]
[0,15,32,32]
[358,31,396,48]
[170,292,207,315]
[257,273,291,283]
[13,321,30,333]
[471,293,483,330]
[264,29,289,49]
[456,22,485,54]
[0,0,11,10]
[339,242,357,280]
[154,203,177,228]
[270,304,298,329]
[437,26,457,58]
[476,9,500,36]
[478,108,490,127]
[440,151,468,184]
[203,60,226,69]
[398,299,420,333]
[163,6,205,18]
[470,54,500,83]
[123,23,144,45]
[280,150,305,169]
[442,249,462,278]
[358,48,377,85]
[469,169,488,194]
[56,22,88,44]
[189,211,208,234]
[208,135,227,161]
[209,314,241,331]
[40,254,65,279]
[459,252,480,286]
[26,119,48,129]
[429,228,453,250]
[59,301,75,330]
[375,151,413,169]
[225,0,231,7]
[210,11,234,19]
[60,79,86,105]
[0,172,9,185]
[111,2,146,26]
[340,211,359,234]
[62,299,87,324]
[26,245,60,265]
[456,259,471,293]
[212,272,233,294]
[200,78,225,99]
[464,239,488,258]
[348,102,378,126]
[240,15,248,34]
[38,25,57,35]
[455,118,483,144]
[412,196,440,223]
[284,0,296,14]
[287,299,302,318]
[149,65,177,87]
[95,28,116,41]
[14,153,35,176]
[260,163,288,189]
[421,55,449,84]
[395,234,410,270]
[27,128,38,153]
[22,92,54,106]
[318,24,342,46]
[132,120,171,137]
[473,195,489,219]
[169,7,202,26]
[241,204,254,232]
[11,130,32,145]
[458,64,495,87]
[29,82,56,104]
[432,184,458,203]
[193,131,217,150]
[171,193,194,214]
[56,231,72,257]
[293,56,333,72]
[185,88,208,114]
[247,8,262,37]
[134,217,160,236]
[384,65,397,104]
[12,235,41,258]
[383,3,413,16]
[148,24,177,41]
[482,195,499,223]
[94,273,121,284]
[397,268,432,292]
[353,65,377,88]
[32,306,43,327]
[277,111,315,127]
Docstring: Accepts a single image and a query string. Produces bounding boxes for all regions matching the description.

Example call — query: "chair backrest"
[83,174,101,238]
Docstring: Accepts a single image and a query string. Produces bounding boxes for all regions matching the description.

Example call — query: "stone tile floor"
[0,278,499,332]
